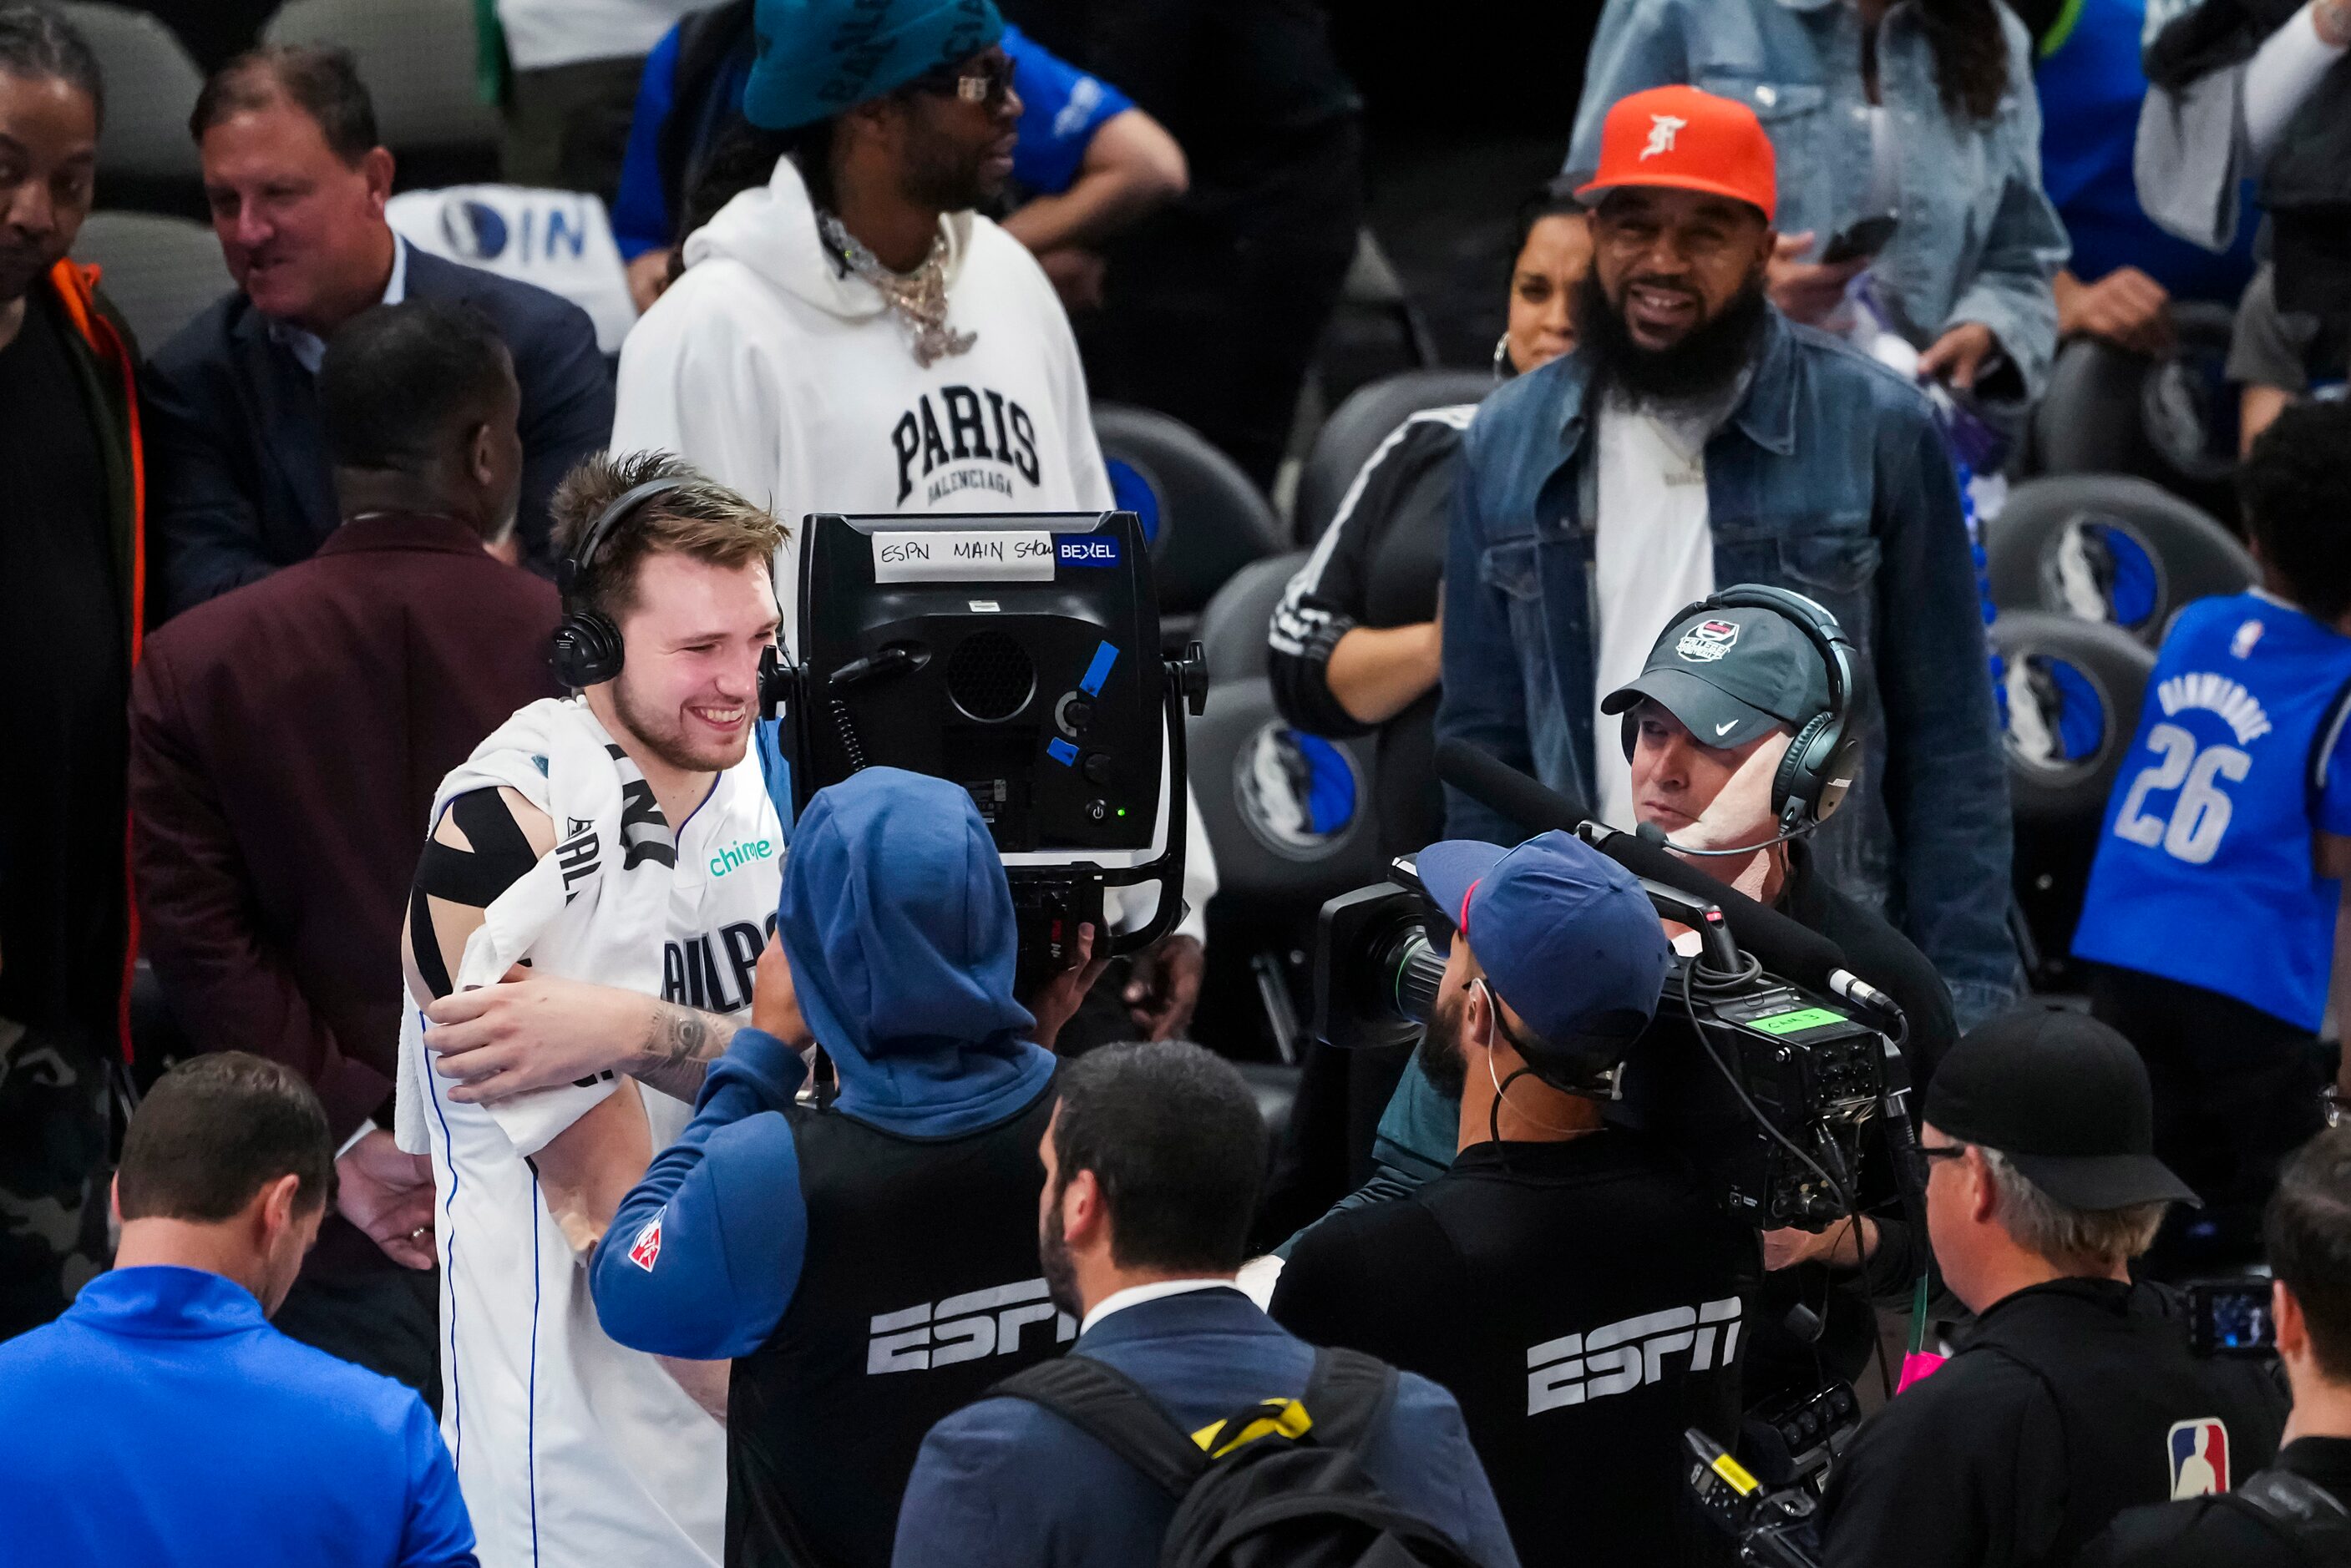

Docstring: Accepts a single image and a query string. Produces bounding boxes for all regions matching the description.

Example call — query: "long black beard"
[1572,266,1769,405]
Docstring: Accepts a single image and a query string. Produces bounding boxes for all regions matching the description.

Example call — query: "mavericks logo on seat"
[867,1279,1077,1373]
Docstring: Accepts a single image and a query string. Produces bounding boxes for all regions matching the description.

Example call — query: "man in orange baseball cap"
[1568,83,1780,398]
[1578,83,1777,221]
[1435,70,2022,1053]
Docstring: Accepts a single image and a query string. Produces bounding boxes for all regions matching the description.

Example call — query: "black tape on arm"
[407,789,541,999]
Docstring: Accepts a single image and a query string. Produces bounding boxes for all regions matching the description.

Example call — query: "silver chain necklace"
[818,211,975,367]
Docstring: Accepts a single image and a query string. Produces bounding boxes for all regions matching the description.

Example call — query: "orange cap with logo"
[1575,84,1778,224]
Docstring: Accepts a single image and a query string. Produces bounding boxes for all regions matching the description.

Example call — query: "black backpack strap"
[1300,1347,1401,1456]
[2230,1465,2351,1562]
[991,1355,1208,1500]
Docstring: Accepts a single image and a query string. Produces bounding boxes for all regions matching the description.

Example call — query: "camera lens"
[1366,921,1446,1029]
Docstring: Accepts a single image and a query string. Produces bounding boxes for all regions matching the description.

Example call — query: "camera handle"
[1634,878,1744,978]
[1012,643,1208,959]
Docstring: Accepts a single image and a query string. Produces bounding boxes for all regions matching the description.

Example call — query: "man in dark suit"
[894,1040,1519,1567]
[145,43,613,617]
[128,298,563,1401]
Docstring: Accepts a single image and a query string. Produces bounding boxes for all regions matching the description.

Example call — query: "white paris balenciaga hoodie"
[611,154,1214,939]
[612,152,1112,648]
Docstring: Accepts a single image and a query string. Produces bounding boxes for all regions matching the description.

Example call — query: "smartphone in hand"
[1820,215,1898,266]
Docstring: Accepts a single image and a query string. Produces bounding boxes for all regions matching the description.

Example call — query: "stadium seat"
[1292,367,1491,548]
[1994,611,2159,990]
[1984,474,2255,646]
[70,211,231,351]
[57,2,204,187]
[2030,301,2240,518]
[262,0,501,162]
[1992,610,2156,831]
[1197,551,1307,686]
[1093,402,1282,640]
[1183,676,1386,918]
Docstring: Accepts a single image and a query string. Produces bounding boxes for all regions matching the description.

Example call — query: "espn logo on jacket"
[1526,1297,1744,1414]
[868,1279,1077,1374]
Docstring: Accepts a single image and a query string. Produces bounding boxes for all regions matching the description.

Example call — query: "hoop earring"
[1492,331,1513,380]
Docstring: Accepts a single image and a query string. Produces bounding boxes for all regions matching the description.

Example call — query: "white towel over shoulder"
[394,695,677,1158]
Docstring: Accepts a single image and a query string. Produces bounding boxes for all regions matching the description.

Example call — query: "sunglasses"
[1920,1142,1968,1165]
[910,51,1016,109]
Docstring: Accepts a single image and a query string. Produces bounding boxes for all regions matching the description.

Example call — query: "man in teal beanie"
[612,0,1222,1046]
[742,0,1001,131]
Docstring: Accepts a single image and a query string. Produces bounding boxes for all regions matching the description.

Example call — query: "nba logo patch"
[2166,1418,2230,1499]
[626,1212,664,1273]
[1676,620,1741,663]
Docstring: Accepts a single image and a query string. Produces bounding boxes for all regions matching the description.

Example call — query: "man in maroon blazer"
[129,299,567,1399]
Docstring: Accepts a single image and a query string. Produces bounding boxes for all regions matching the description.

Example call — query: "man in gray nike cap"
[1600,597,1839,859]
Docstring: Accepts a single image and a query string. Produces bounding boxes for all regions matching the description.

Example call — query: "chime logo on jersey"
[891,384,1043,504]
[1526,1296,1743,1415]
[1676,620,1740,663]
[866,1278,1077,1374]
[627,1212,664,1272]
[661,916,778,1013]
[2166,1418,2230,1499]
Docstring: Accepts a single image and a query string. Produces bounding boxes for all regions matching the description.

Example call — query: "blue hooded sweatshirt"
[590,767,1056,1359]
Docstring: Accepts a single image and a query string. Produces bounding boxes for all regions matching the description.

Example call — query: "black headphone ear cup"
[1814,731,1864,824]
[1619,710,1639,763]
[550,609,625,690]
[1775,714,1832,826]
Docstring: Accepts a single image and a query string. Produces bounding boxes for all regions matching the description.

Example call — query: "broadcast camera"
[775,510,1206,989]
[1314,856,1887,1232]
[1313,739,1928,1237]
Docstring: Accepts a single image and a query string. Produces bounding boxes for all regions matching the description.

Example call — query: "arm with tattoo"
[630,1004,742,1103]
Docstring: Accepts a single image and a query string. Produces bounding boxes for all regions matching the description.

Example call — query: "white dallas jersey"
[413,755,782,1568]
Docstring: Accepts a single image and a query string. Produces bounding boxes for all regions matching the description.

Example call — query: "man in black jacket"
[1820,1007,2289,1568]
[0,2,143,1338]
[2082,1124,2351,1567]
[145,44,613,615]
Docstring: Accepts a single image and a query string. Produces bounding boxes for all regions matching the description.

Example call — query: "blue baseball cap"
[1414,831,1671,1063]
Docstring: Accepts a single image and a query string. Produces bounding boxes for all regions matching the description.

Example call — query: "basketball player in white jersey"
[396,453,787,1567]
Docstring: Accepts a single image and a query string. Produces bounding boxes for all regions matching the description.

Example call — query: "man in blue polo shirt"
[611,3,1183,310]
[0,1053,474,1568]
[2074,399,2351,1271]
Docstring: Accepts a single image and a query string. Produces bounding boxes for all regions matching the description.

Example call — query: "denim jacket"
[1436,307,2022,1024]
[1567,0,2068,403]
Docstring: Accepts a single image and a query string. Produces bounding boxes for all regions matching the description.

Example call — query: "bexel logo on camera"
[867,1278,1077,1374]
[1526,1297,1743,1414]
[1675,620,1741,663]
[1056,535,1121,569]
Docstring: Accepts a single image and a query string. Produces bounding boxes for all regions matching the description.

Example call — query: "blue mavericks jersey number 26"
[2074,592,2351,1031]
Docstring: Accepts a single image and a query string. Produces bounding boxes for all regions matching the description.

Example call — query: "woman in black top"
[1253,191,1593,1245]
[1267,187,1590,857]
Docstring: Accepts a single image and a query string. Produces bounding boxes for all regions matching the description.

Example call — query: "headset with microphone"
[1621,584,1862,860]
[548,475,787,707]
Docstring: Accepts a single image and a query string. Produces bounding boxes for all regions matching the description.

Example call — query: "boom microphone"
[1435,741,1902,1028]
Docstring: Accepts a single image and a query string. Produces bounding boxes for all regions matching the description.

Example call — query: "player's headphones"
[1620,584,1862,836]
[549,478,690,690]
